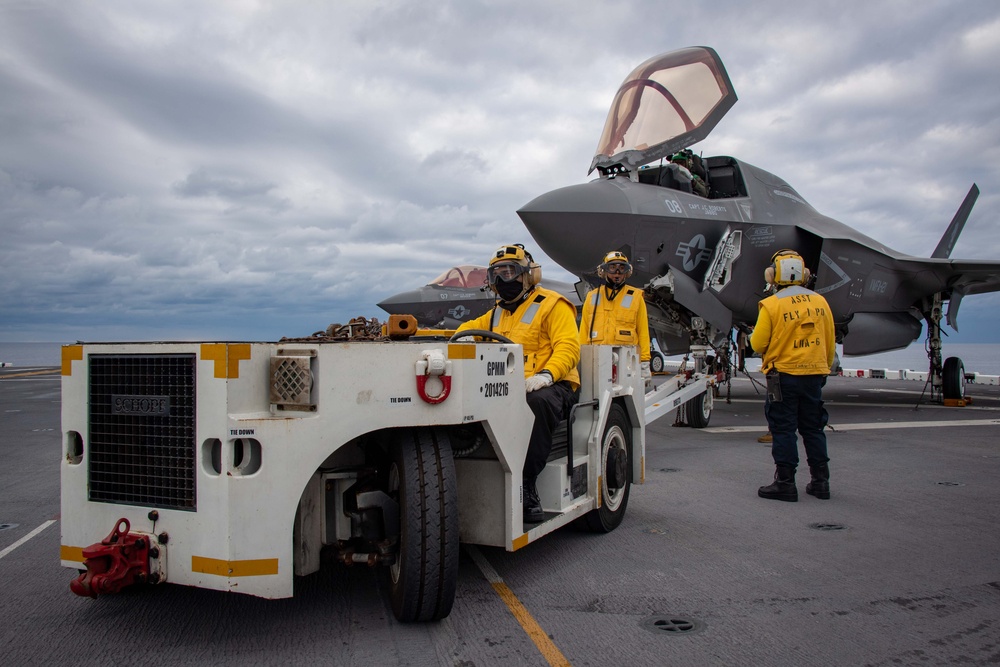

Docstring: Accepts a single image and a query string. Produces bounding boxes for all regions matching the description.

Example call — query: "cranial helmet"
[487,244,541,300]
[764,249,811,286]
[596,250,633,282]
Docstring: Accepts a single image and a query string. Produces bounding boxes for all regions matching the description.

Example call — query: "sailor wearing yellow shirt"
[579,251,652,386]
[750,249,836,503]
[457,244,581,524]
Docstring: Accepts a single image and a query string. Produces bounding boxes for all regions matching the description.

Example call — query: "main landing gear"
[924,293,966,403]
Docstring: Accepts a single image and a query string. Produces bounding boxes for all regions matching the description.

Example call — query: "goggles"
[488,261,528,283]
[601,261,630,275]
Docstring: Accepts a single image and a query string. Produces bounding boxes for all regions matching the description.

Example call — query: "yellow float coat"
[458,287,580,389]
[579,286,651,362]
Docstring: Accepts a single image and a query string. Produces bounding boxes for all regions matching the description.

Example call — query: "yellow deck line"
[466,545,571,667]
[0,369,60,380]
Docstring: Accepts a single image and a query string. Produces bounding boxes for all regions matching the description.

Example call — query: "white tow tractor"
[59,319,715,622]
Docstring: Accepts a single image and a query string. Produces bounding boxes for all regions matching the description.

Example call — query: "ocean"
[3,341,999,375]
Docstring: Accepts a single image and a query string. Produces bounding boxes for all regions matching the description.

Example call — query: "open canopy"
[428,265,488,289]
[590,46,737,175]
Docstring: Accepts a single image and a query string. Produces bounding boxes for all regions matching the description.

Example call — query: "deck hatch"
[88,354,197,510]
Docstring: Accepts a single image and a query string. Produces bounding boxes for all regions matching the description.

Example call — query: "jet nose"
[376,289,423,314]
[518,180,633,275]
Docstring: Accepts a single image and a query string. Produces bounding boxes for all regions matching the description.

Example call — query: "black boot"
[523,480,544,524]
[806,463,830,499]
[758,464,798,502]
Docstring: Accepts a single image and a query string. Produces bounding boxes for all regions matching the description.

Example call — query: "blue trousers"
[763,374,829,470]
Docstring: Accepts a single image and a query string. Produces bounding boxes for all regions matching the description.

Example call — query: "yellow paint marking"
[61,545,85,562]
[192,555,278,577]
[448,344,477,359]
[200,343,252,379]
[512,533,530,551]
[0,369,59,380]
[466,545,572,667]
[61,345,83,376]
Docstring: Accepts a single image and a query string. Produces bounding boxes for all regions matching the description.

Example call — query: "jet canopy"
[428,265,489,289]
[590,46,737,175]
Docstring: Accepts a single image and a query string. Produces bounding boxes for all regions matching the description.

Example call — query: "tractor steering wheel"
[448,329,514,344]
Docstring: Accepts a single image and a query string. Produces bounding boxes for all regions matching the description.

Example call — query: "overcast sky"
[2,0,999,345]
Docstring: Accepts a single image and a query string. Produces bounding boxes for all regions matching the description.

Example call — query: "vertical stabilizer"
[932,184,979,258]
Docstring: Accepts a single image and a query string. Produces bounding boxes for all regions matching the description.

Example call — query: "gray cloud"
[1,0,998,345]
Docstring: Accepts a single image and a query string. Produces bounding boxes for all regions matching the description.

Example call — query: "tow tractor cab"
[60,318,714,622]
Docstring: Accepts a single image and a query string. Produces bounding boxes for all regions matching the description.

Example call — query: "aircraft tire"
[942,357,966,400]
[685,391,712,428]
[385,428,459,622]
[650,352,664,374]
[584,402,632,533]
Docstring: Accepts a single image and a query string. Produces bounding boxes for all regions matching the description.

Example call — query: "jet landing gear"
[924,293,966,404]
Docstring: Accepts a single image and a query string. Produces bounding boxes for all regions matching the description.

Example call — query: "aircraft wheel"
[584,403,631,533]
[650,352,664,374]
[685,390,713,428]
[385,428,459,622]
[942,357,966,400]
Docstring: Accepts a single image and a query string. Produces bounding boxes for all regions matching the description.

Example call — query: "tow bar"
[70,518,159,598]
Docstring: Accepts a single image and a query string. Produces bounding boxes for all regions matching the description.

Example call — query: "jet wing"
[947,259,1000,296]
[589,46,737,175]
[897,257,1000,330]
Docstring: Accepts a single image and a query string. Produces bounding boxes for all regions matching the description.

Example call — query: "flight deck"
[2,366,999,665]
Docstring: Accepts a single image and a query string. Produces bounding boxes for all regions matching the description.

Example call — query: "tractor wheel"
[385,428,459,622]
[584,403,632,533]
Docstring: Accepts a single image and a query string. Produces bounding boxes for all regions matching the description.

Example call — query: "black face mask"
[495,279,525,303]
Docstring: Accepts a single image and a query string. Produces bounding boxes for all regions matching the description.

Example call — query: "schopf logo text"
[112,395,171,416]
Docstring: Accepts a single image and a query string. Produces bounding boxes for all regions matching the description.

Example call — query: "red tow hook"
[70,518,151,598]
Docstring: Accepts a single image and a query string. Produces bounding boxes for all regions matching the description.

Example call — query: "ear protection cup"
[527,262,542,287]
[764,266,776,285]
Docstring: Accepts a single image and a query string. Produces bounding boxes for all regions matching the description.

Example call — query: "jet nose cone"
[518,180,633,275]
[376,289,423,314]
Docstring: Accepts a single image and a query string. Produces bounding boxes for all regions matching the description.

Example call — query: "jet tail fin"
[931,184,979,258]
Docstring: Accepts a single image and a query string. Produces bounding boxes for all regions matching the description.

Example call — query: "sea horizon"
[4,340,1000,376]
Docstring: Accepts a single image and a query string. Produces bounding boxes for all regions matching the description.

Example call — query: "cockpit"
[428,265,489,290]
[590,46,747,200]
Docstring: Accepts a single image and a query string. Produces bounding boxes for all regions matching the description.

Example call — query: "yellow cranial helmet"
[597,250,632,280]
[487,244,541,288]
[764,249,810,286]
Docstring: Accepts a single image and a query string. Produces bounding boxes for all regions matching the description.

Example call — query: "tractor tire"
[385,428,459,622]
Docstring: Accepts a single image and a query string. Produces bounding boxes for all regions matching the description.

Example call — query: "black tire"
[943,356,966,400]
[385,428,459,622]
[685,391,712,428]
[650,352,664,374]
[584,403,632,533]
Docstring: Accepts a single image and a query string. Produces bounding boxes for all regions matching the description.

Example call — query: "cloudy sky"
[2,0,999,345]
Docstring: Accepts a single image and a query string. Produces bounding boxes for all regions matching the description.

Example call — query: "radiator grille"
[89,354,197,510]
[270,356,313,408]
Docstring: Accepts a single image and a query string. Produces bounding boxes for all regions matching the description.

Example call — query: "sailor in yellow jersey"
[457,244,580,523]
[750,249,836,502]
[579,251,652,386]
